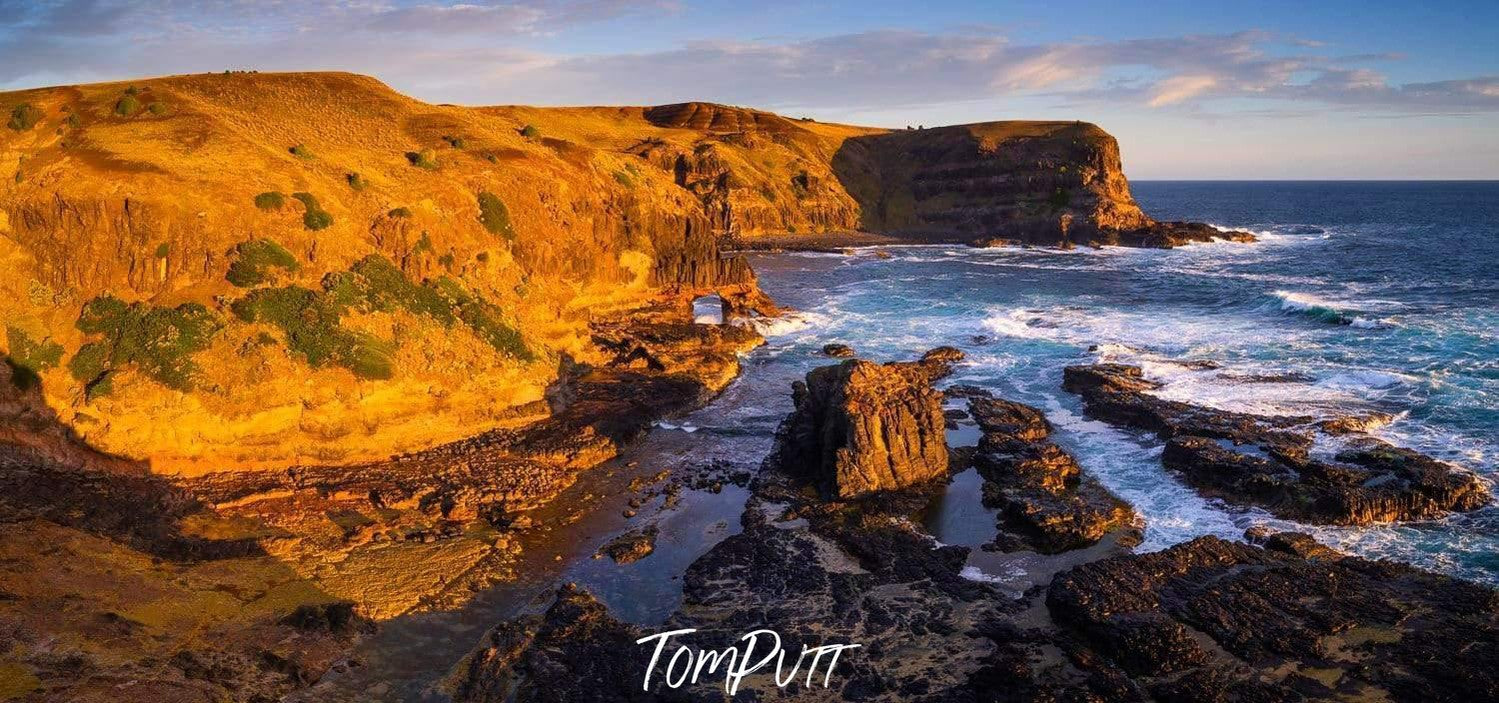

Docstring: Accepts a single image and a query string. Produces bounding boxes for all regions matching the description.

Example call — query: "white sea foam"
[749,310,833,337]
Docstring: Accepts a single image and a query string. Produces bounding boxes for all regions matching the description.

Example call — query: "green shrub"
[519,124,540,139]
[612,170,634,188]
[413,232,434,254]
[5,327,63,390]
[70,296,223,393]
[231,254,531,379]
[114,95,139,116]
[254,191,285,210]
[65,113,80,129]
[406,149,439,170]
[346,172,366,191]
[7,103,43,131]
[790,170,811,197]
[147,102,166,115]
[387,207,411,219]
[226,239,300,287]
[304,210,333,231]
[232,286,393,380]
[292,192,333,231]
[476,191,514,239]
[289,143,315,160]
[443,135,466,149]
[124,86,139,96]
[154,242,170,258]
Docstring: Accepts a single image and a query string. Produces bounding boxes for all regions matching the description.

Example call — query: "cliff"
[0,72,1237,473]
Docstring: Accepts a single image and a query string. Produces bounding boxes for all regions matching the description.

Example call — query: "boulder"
[783,359,949,499]
[821,342,856,358]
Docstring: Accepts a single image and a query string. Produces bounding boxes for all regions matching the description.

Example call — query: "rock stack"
[782,358,949,499]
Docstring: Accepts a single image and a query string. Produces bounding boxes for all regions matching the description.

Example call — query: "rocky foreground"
[455,352,1498,702]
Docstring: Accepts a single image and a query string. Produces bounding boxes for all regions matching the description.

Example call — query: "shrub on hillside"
[477,192,514,239]
[7,103,43,131]
[114,95,140,116]
[230,254,532,380]
[147,102,167,115]
[232,286,394,380]
[612,170,634,188]
[69,295,223,395]
[254,191,285,210]
[346,172,366,191]
[387,207,411,219]
[226,239,300,287]
[519,124,540,139]
[289,143,316,160]
[443,135,466,149]
[406,149,439,170]
[5,326,63,390]
[292,192,333,231]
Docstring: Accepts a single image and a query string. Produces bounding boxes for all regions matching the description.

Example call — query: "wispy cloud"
[2,3,1496,118]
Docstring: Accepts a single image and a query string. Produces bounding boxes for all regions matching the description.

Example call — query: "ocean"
[674,181,1499,586]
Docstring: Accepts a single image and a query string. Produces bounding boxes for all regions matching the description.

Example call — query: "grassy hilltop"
[0,71,1153,473]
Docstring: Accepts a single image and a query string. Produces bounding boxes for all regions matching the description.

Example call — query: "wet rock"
[920,346,965,364]
[457,585,653,703]
[968,396,1138,553]
[821,342,856,358]
[1049,533,1499,700]
[782,359,949,499]
[1064,363,1489,525]
[942,383,993,400]
[596,525,658,564]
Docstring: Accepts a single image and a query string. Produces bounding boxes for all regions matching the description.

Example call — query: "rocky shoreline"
[452,350,1498,703]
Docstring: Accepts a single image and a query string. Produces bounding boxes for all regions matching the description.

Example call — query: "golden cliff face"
[0,73,1169,474]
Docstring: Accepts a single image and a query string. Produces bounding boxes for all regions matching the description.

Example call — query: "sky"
[2,0,1497,179]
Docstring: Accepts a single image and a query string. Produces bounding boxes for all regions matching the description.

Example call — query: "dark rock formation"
[968,397,1139,553]
[1049,533,1499,701]
[457,584,657,703]
[455,366,1499,703]
[596,525,658,564]
[821,343,856,358]
[782,359,949,499]
[1063,363,1489,524]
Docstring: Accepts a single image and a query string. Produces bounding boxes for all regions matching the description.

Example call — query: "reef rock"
[968,396,1139,553]
[1063,363,1489,524]
[1049,533,1499,700]
[782,359,949,499]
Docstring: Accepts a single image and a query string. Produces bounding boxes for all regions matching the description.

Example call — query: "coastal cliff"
[0,72,1238,473]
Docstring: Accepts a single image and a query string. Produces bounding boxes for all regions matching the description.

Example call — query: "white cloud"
[2,5,1497,118]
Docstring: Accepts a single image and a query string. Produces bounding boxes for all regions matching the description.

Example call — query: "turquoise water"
[723,181,1498,584]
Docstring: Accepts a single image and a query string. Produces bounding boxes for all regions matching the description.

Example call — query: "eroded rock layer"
[781,359,950,499]
[1063,363,1489,524]
[967,393,1140,553]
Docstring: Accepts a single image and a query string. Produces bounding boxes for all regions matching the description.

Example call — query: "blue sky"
[3,0,1496,178]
